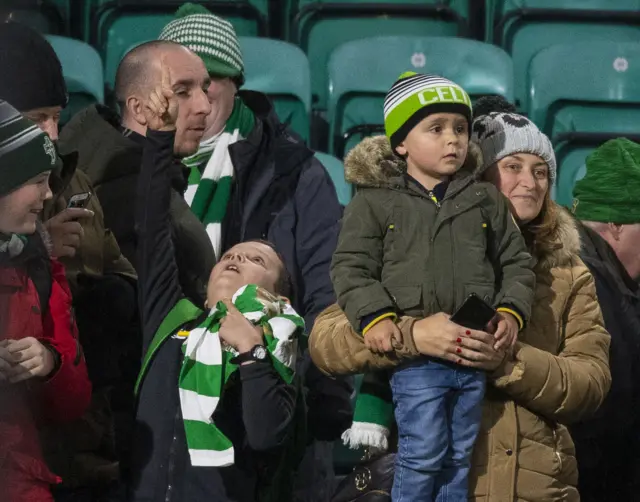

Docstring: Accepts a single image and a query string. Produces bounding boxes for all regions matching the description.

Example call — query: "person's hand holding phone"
[142,58,178,132]
[45,207,94,258]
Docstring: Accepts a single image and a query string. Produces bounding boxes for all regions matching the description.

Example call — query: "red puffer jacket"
[0,230,92,502]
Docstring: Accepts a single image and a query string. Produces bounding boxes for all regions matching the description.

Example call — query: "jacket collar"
[578,221,639,295]
[231,90,314,178]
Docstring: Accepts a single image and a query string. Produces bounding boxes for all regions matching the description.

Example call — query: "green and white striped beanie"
[384,71,472,151]
[159,2,244,83]
[0,100,58,197]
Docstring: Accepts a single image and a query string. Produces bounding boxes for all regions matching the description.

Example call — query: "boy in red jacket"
[0,100,91,502]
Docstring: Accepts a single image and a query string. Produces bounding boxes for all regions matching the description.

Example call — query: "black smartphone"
[450,293,496,331]
[67,192,92,209]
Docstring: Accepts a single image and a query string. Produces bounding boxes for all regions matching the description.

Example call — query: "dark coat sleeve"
[330,190,394,331]
[293,157,342,331]
[293,158,355,442]
[135,130,183,349]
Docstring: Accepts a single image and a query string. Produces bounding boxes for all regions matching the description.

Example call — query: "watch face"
[252,345,268,360]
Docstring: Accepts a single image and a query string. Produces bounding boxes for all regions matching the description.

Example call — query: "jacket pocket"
[387,285,423,315]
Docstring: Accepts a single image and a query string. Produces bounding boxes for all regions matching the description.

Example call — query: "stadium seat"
[290,0,469,109]
[91,0,268,94]
[490,0,640,111]
[241,37,311,142]
[0,0,67,35]
[528,41,640,206]
[46,35,104,125]
[328,36,514,157]
[315,152,352,205]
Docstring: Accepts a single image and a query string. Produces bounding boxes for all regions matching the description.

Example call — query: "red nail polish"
[465,330,471,335]
[456,338,462,343]
[456,359,462,364]
[456,347,462,353]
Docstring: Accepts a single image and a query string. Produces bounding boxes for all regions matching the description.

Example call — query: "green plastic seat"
[328,35,514,157]
[240,37,311,142]
[490,0,640,111]
[91,0,268,94]
[528,41,640,206]
[314,152,352,205]
[45,35,104,126]
[290,0,469,109]
[0,0,68,34]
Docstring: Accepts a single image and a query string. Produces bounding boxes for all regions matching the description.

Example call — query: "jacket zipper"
[165,409,182,502]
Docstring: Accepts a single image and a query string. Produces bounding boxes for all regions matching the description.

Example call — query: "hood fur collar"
[534,204,581,270]
[343,135,483,188]
[343,136,581,269]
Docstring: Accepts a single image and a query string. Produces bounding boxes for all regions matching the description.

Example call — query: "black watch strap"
[231,344,268,364]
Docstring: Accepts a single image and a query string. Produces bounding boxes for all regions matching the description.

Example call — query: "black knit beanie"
[0,100,59,197]
[0,22,67,112]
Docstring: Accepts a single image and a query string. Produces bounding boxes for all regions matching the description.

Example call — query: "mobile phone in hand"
[450,293,496,331]
[67,192,92,209]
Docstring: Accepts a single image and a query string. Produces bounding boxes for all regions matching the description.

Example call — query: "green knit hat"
[384,71,472,150]
[0,100,57,197]
[572,138,640,224]
[159,2,244,84]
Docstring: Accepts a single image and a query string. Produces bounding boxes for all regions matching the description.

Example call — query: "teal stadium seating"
[46,35,105,125]
[314,152,352,205]
[328,36,514,157]
[489,0,640,112]
[241,37,311,142]
[0,0,68,35]
[528,41,640,206]
[89,0,268,97]
[290,0,469,109]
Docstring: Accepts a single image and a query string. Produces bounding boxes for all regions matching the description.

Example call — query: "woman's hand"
[218,299,264,354]
[411,313,507,371]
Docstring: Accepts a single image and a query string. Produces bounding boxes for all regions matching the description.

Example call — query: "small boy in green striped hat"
[331,72,534,500]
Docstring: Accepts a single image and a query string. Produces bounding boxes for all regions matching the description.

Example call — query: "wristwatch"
[231,344,268,364]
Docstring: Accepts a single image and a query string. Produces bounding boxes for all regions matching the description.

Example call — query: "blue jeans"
[390,358,486,502]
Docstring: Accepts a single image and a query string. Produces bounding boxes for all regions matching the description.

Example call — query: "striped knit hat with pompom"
[159,2,244,84]
[384,71,473,151]
[0,100,58,197]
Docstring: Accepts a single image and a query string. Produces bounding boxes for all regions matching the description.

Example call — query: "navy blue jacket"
[570,223,640,502]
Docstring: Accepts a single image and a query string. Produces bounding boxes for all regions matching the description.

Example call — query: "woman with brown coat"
[310,98,611,501]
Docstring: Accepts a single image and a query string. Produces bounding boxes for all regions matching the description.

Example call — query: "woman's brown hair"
[520,189,563,260]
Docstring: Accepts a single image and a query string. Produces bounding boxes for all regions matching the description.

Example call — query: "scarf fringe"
[341,422,390,451]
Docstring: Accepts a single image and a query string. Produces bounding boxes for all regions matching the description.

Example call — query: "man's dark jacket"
[570,222,640,502]
[59,92,353,500]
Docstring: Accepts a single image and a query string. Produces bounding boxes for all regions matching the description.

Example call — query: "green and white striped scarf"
[183,97,255,259]
[178,284,304,467]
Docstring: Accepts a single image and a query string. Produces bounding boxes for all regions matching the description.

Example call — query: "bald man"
[58,41,215,306]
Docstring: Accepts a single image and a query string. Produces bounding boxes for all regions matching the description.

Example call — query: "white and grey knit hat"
[159,3,244,83]
[472,110,556,182]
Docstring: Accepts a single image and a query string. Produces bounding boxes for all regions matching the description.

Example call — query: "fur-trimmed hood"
[343,135,483,188]
[343,135,581,270]
[535,203,581,270]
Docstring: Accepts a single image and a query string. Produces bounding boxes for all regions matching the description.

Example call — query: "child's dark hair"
[248,239,294,301]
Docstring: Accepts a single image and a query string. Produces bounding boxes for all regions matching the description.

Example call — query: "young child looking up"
[331,72,535,501]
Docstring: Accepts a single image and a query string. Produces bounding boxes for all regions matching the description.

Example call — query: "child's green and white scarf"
[178,284,304,467]
[182,97,255,260]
